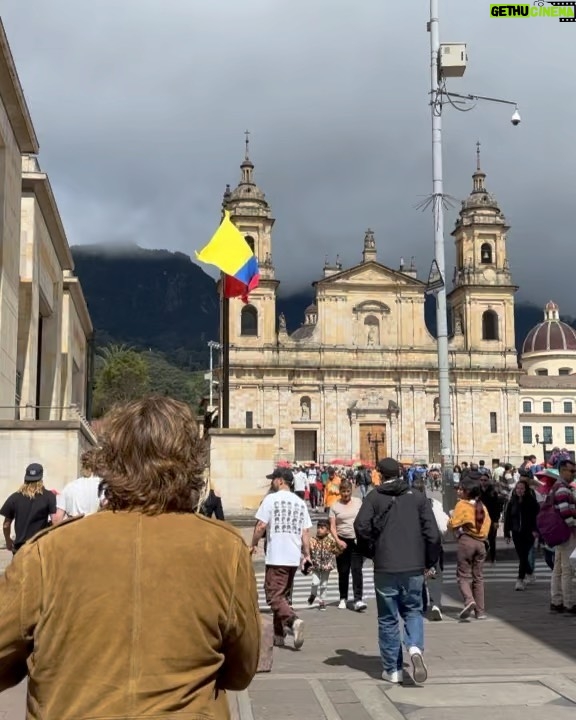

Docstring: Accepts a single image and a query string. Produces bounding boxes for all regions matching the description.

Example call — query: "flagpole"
[220,276,230,429]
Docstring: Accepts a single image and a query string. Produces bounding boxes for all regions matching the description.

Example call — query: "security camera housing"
[511,109,521,126]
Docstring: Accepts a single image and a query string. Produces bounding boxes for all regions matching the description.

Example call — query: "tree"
[144,352,207,408]
[93,346,150,416]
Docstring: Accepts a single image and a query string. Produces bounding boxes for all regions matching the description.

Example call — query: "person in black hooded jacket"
[477,470,503,564]
[504,478,539,590]
[354,458,440,687]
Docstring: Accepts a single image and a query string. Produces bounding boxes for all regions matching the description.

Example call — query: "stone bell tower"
[222,132,278,347]
[448,143,517,362]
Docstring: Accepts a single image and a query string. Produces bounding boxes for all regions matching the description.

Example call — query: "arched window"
[244,235,255,253]
[363,315,380,346]
[559,367,572,376]
[482,310,499,341]
[480,243,493,264]
[240,305,258,336]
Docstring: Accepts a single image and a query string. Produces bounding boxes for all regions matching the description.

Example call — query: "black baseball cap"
[266,468,294,486]
[377,458,401,479]
[24,463,44,483]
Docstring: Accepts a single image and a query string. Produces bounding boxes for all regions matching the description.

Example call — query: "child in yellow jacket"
[448,479,491,621]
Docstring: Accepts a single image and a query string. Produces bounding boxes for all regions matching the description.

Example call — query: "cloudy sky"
[3,1,575,309]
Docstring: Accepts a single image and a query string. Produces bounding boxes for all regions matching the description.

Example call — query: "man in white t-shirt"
[251,469,312,649]
[54,450,102,522]
[293,467,308,500]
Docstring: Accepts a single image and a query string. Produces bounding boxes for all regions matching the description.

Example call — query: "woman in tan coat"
[0,396,260,719]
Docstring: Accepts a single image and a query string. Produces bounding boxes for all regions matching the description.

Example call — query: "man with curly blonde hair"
[1,463,57,554]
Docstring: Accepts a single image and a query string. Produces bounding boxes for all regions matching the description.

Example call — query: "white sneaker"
[459,601,476,620]
[526,574,536,585]
[514,579,525,591]
[409,648,428,684]
[430,605,443,621]
[338,599,347,609]
[382,669,403,684]
[354,600,367,612]
[290,619,305,649]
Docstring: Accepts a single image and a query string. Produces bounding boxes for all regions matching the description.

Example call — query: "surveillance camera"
[511,108,521,126]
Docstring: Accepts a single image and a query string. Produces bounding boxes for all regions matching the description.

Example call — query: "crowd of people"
[252,450,576,685]
[1,404,575,713]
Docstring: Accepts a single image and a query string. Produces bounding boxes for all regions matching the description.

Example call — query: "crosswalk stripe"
[253,562,551,611]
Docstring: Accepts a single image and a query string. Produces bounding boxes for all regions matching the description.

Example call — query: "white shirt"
[255,490,312,566]
[293,471,308,492]
[56,476,102,517]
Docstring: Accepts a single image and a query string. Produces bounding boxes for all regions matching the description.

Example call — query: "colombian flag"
[196,211,260,302]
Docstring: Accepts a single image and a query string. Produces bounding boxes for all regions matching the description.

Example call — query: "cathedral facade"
[221,149,523,467]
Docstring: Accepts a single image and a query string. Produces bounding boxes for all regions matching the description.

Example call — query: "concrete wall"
[208,428,276,512]
[0,420,96,499]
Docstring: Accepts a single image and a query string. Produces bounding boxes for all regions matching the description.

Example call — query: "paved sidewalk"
[232,564,576,720]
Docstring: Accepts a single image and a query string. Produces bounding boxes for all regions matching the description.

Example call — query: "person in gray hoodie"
[354,458,440,686]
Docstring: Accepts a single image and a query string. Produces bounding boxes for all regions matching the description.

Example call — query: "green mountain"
[72,244,219,369]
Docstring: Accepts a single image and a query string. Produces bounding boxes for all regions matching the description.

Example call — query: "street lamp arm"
[443,90,518,108]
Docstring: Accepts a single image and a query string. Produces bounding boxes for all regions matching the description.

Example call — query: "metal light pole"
[427,1,519,512]
[535,433,550,465]
[429,0,454,511]
[207,340,220,408]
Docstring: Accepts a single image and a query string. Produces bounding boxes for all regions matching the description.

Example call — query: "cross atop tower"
[476,140,481,171]
[244,129,250,159]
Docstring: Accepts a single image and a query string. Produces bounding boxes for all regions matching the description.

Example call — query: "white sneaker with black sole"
[459,601,476,620]
[429,605,443,621]
[354,600,367,612]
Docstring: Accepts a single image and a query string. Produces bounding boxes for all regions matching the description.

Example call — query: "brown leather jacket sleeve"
[0,543,41,691]
[219,541,260,691]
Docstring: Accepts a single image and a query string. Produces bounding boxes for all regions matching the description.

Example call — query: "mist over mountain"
[72,245,558,368]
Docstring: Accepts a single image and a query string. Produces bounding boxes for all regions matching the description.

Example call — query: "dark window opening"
[245,411,253,429]
[489,412,497,433]
[240,305,258,336]
[482,310,499,341]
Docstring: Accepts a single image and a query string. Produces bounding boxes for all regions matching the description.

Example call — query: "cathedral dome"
[522,302,576,355]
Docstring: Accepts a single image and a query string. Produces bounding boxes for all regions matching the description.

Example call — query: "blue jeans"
[374,571,424,673]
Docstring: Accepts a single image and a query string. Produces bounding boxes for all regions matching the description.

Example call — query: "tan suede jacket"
[0,511,260,719]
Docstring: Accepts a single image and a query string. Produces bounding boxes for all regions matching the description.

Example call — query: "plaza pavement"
[230,557,576,720]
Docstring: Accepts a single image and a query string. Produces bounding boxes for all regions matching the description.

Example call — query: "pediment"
[314,262,425,288]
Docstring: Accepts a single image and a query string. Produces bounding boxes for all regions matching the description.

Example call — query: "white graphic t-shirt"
[255,490,312,566]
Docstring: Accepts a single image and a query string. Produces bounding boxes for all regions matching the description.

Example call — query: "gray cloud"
[3,0,575,310]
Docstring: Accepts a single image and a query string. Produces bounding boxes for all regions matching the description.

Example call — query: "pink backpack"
[537,491,571,548]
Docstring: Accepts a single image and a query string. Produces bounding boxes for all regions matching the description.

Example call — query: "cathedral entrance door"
[359,423,386,465]
[428,431,441,464]
[294,430,317,462]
